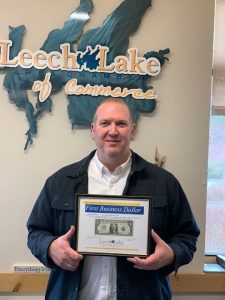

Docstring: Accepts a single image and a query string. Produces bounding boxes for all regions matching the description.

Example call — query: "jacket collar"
[130,150,146,174]
[66,149,146,179]
[66,150,96,179]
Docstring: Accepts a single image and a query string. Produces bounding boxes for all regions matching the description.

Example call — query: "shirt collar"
[92,152,132,178]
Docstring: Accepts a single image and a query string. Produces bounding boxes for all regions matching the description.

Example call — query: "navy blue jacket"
[27,150,200,300]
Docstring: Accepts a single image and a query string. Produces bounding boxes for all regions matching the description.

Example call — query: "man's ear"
[90,123,95,139]
[131,123,137,140]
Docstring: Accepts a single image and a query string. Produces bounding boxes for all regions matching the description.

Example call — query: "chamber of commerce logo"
[0,0,170,150]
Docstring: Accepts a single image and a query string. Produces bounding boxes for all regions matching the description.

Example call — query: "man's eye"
[117,122,127,127]
[99,122,109,127]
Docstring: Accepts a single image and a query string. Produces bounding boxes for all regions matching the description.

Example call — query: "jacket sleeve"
[27,177,59,269]
[160,173,200,275]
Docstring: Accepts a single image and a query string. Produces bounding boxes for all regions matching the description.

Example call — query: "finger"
[64,225,75,241]
[132,257,150,267]
[127,260,149,270]
[127,257,148,266]
[127,255,157,270]
[127,257,138,264]
[66,245,84,261]
[68,250,83,262]
[61,250,83,267]
[61,261,80,272]
[151,229,162,244]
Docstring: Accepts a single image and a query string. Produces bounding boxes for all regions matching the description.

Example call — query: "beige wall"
[0,0,218,299]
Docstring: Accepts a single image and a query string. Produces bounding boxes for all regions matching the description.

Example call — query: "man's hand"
[127,229,175,270]
[48,225,83,271]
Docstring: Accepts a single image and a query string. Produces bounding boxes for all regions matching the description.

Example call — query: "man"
[27,98,200,300]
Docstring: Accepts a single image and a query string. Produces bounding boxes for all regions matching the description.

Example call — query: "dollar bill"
[95,219,133,236]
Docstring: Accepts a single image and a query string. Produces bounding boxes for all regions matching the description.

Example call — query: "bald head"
[93,98,133,124]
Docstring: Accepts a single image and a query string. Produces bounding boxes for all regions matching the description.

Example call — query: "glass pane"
[205,116,225,255]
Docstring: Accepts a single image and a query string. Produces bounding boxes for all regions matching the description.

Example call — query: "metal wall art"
[0,0,170,150]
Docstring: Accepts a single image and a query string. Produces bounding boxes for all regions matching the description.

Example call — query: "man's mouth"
[106,140,120,143]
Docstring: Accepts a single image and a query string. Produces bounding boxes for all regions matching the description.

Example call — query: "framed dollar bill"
[75,194,152,257]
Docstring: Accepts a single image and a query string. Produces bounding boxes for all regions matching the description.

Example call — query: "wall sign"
[0,0,170,150]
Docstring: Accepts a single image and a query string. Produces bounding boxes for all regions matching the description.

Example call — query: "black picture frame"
[75,194,152,257]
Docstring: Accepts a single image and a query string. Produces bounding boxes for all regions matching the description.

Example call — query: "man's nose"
[109,124,118,135]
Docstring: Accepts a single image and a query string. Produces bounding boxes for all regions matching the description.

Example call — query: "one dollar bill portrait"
[95,219,133,236]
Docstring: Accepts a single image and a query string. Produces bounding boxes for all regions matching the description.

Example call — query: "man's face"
[91,101,136,164]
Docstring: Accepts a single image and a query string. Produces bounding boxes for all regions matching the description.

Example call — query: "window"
[205,0,225,255]
[205,115,225,254]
